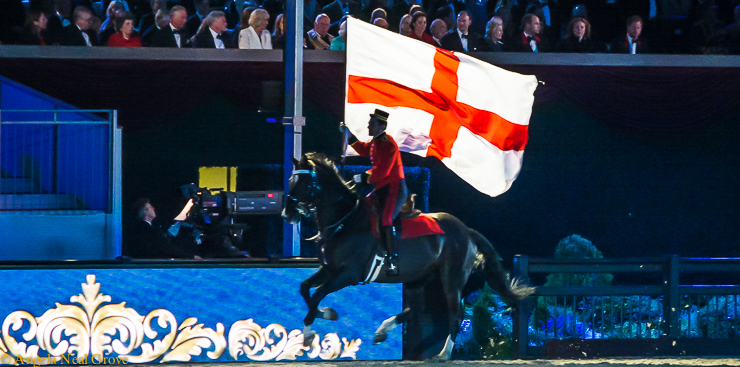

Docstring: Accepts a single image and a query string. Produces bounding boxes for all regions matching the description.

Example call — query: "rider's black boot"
[382,225,399,276]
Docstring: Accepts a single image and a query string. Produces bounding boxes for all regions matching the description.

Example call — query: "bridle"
[287,162,360,240]
[287,165,320,216]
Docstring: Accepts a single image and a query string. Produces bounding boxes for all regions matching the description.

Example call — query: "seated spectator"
[306,13,334,49]
[108,12,142,46]
[494,5,515,44]
[481,16,504,51]
[399,13,412,36]
[99,1,126,44]
[191,10,234,48]
[361,0,390,24]
[556,16,602,52]
[141,9,169,46]
[45,0,73,45]
[408,11,435,45]
[409,4,423,16]
[185,0,210,39]
[370,8,387,23]
[511,13,543,52]
[374,18,389,29]
[690,1,727,54]
[17,10,49,45]
[138,0,166,33]
[610,15,649,54]
[272,13,286,49]
[239,8,272,49]
[440,11,483,52]
[124,198,201,259]
[433,5,454,32]
[232,7,256,46]
[151,5,188,47]
[330,19,346,50]
[100,8,126,45]
[63,6,96,46]
[430,18,447,46]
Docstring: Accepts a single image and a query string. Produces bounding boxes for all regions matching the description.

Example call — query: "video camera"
[179,184,283,224]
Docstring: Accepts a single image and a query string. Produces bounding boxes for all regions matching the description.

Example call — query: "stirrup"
[386,256,398,276]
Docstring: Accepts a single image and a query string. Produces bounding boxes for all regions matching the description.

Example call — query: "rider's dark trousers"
[373,178,408,226]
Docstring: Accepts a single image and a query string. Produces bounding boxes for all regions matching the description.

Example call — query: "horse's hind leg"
[373,284,421,344]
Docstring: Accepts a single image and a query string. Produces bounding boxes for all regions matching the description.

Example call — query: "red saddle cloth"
[366,198,444,238]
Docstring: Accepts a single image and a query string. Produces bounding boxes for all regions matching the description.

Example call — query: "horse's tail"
[467,229,534,303]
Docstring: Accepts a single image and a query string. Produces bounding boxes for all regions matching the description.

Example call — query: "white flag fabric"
[344,17,538,196]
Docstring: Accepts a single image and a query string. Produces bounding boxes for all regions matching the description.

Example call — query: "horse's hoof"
[319,307,339,321]
[373,333,387,345]
[302,331,316,347]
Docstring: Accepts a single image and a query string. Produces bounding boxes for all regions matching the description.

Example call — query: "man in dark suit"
[510,13,545,52]
[63,6,96,45]
[321,0,361,25]
[141,8,168,46]
[44,0,73,45]
[191,10,234,48]
[124,198,201,259]
[184,0,208,37]
[610,15,650,54]
[440,11,483,52]
[151,5,189,47]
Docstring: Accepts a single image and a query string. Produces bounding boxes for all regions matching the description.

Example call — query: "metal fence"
[511,256,740,358]
[0,109,118,214]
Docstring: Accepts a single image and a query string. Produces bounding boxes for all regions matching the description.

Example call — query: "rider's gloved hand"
[339,122,348,134]
[353,173,363,183]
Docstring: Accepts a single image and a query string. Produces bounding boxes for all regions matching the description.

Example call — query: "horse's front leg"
[301,267,339,323]
[302,269,357,346]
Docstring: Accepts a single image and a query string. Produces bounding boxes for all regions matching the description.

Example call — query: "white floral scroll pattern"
[0,275,226,363]
[228,319,362,361]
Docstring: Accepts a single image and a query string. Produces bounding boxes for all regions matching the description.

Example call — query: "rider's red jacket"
[350,132,405,188]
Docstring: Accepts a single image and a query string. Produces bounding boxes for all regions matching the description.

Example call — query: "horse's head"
[281,153,355,224]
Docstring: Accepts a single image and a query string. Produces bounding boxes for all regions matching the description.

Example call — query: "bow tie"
[216,34,224,39]
[461,33,469,39]
[173,29,184,34]
[527,36,535,42]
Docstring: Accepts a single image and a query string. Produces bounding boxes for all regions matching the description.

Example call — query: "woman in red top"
[407,12,435,46]
[107,12,142,47]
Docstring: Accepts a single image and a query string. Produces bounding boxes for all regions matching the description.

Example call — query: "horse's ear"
[291,157,300,167]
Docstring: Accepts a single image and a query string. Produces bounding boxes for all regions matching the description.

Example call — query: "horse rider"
[342,109,407,275]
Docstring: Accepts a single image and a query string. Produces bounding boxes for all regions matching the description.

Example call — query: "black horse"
[282,152,532,360]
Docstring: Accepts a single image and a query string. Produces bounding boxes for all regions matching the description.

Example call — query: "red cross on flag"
[344,17,538,197]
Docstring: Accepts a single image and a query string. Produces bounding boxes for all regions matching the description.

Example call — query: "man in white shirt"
[440,11,481,52]
[62,6,95,46]
[191,11,234,48]
[151,5,188,47]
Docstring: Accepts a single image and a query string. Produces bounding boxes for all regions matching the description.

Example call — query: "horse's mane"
[304,152,355,192]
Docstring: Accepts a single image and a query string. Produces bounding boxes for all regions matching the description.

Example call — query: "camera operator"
[124,198,202,259]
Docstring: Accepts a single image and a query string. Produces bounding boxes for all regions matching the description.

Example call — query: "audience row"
[2,0,739,54]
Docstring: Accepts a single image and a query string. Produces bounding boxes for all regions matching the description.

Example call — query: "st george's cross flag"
[343,17,538,197]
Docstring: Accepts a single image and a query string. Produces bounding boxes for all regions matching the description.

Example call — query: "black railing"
[511,256,740,358]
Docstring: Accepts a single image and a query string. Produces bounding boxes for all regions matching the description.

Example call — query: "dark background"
[2,57,739,264]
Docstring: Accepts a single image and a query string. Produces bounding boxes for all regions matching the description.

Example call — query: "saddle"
[367,193,443,240]
[399,194,422,219]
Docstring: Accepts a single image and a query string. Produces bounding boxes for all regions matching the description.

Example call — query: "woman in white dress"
[238,8,272,49]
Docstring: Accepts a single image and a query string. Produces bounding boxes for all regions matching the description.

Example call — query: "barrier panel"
[0,262,402,363]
